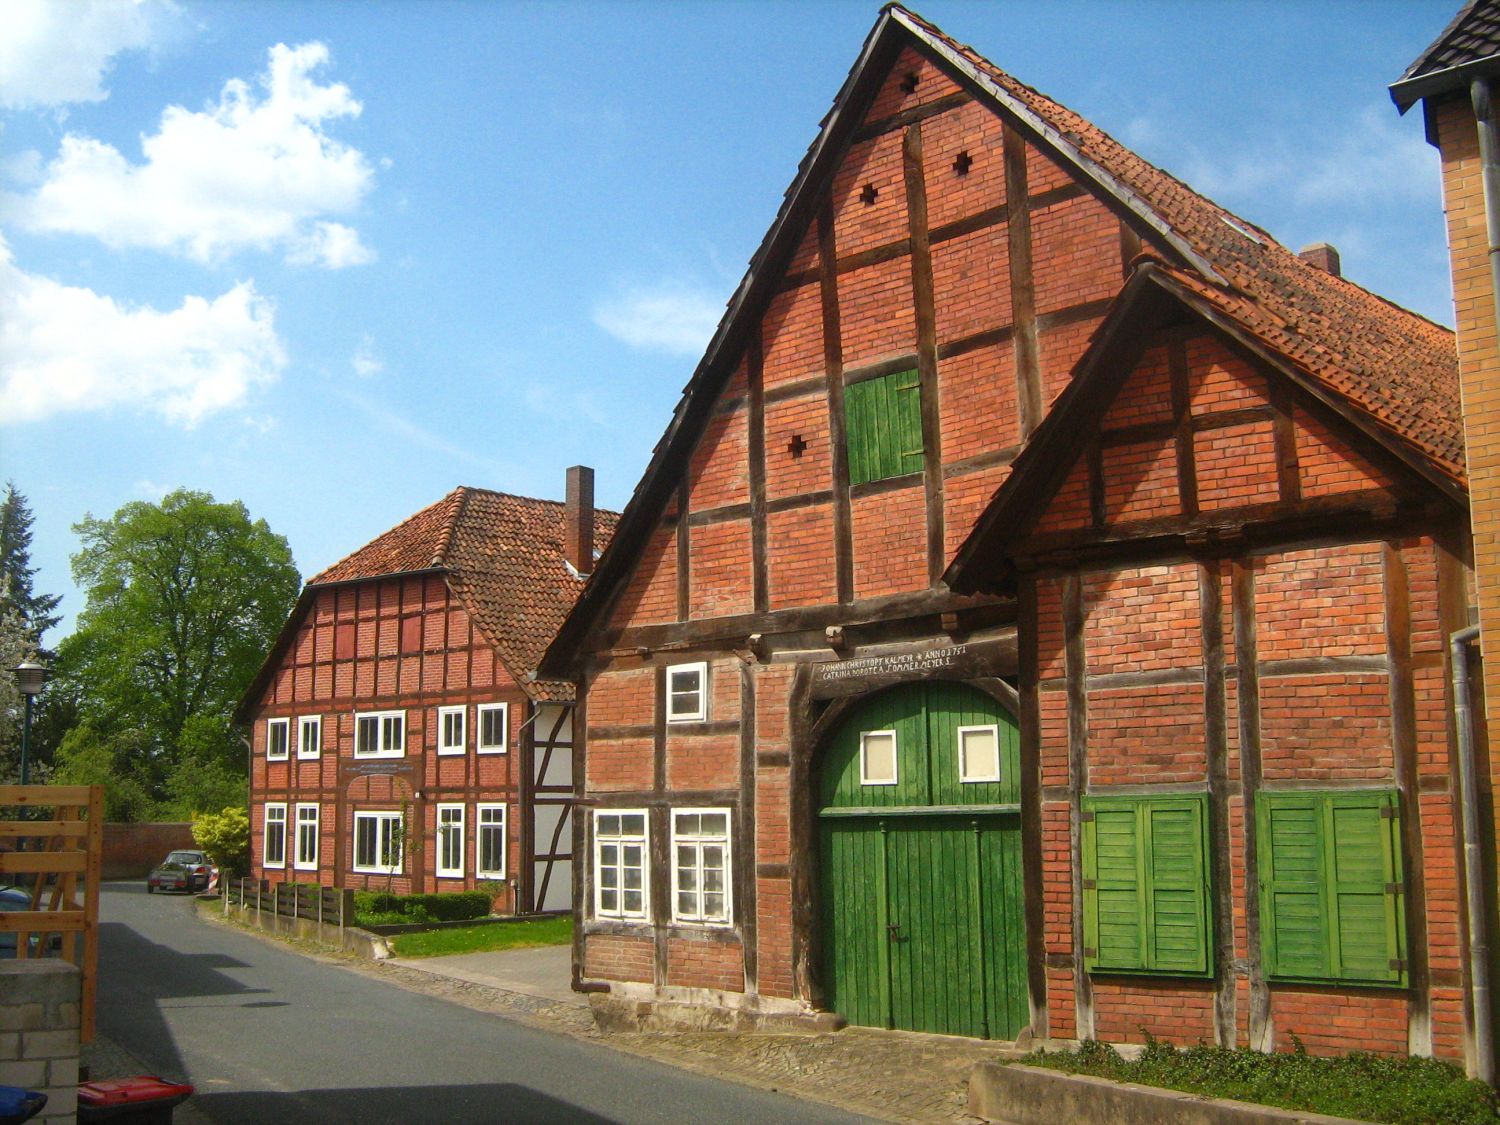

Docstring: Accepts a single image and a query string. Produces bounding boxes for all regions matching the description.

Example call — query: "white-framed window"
[666,662,708,723]
[436,803,465,878]
[266,717,289,761]
[477,703,508,753]
[354,710,405,759]
[671,808,732,925]
[958,724,1002,783]
[477,803,507,878]
[297,715,321,760]
[294,804,319,871]
[594,809,648,920]
[860,729,898,786]
[263,803,287,869]
[353,811,404,875]
[437,706,467,756]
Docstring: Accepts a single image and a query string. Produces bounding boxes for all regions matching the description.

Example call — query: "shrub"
[191,806,250,877]
[1026,1035,1499,1125]
[352,889,492,927]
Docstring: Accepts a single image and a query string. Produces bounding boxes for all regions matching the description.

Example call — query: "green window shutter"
[1083,803,1145,971]
[1327,791,1404,985]
[1258,794,1330,980]
[845,370,923,486]
[1258,790,1404,986]
[1083,795,1209,975]
[1145,800,1210,975]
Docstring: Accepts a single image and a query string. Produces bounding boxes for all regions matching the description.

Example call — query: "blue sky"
[0,0,1460,641]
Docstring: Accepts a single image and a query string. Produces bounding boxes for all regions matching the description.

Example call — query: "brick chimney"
[1297,242,1341,276]
[565,465,595,578]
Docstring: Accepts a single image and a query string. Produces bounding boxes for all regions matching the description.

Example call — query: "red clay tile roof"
[892,6,1463,486]
[310,486,618,701]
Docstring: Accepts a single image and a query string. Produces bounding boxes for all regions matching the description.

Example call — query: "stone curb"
[968,1062,1375,1125]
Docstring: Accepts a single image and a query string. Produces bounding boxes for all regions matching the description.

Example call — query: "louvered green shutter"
[1258,795,1329,979]
[1328,792,1404,984]
[1083,804,1144,971]
[1083,795,1209,976]
[846,370,923,485]
[1146,800,1210,974]
[1258,790,1404,986]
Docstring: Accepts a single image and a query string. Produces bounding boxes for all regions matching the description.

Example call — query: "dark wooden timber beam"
[818,200,855,605]
[903,121,946,586]
[1004,120,1043,437]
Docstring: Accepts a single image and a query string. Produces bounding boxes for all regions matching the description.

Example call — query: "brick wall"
[102,822,196,878]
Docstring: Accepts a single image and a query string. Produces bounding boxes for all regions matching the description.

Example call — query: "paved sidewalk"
[387,944,580,1006]
[366,943,1012,1123]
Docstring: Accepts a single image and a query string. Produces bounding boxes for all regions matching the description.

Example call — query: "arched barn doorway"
[817,680,1028,1039]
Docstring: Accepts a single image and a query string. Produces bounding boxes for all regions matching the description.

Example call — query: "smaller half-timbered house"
[239,469,616,914]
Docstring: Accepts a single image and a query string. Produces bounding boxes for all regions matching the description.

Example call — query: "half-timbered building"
[539,6,1493,1069]
[240,469,615,914]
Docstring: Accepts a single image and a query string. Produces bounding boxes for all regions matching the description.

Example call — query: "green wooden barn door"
[817,681,1027,1040]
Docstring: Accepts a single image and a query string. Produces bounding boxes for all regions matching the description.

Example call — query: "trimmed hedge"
[352,889,493,926]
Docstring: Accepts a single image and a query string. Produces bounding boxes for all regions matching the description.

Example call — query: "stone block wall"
[0,960,80,1121]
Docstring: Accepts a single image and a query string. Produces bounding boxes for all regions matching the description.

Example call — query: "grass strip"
[1025,1037,1498,1125]
[388,915,572,958]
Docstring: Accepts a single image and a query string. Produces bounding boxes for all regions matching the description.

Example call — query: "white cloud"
[0,0,174,110]
[351,334,383,377]
[0,239,285,426]
[593,282,722,356]
[12,41,376,268]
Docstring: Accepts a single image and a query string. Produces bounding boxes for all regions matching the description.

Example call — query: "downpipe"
[1472,78,1500,375]
[1452,624,1495,1084]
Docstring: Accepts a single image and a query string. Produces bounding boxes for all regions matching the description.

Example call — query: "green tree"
[0,604,39,783]
[50,723,154,821]
[0,482,62,644]
[192,806,250,878]
[58,489,299,800]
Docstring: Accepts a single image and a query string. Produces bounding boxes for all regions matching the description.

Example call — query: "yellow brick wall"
[1437,96,1500,734]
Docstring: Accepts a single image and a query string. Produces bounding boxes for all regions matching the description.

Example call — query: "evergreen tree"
[0,482,62,644]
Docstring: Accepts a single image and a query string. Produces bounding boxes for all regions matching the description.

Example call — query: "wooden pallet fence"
[226,878,352,929]
[0,785,104,1043]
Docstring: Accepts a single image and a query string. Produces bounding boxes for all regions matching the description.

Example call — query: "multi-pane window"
[353,811,404,875]
[595,810,648,920]
[266,718,289,761]
[1258,790,1405,986]
[354,710,405,758]
[1082,794,1210,976]
[297,715,321,760]
[477,804,507,878]
[294,804,319,872]
[671,809,731,925]
[477,703,507,754]
[666,663,708,723]
[860,730,898,786]
[436,804,464,878]
[263,804,287,869]
[957,724,1001,783]
[845,368,923,485]
[437,706,466,755]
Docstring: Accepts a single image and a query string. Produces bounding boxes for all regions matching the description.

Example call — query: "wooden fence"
[226,878,354,929]
[0,785,103,1042]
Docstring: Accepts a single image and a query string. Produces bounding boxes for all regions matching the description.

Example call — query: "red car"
[147,851,214,893]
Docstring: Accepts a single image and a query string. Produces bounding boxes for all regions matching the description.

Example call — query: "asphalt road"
[98,883,871,1124]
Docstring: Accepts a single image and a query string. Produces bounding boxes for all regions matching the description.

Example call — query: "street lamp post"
[12,660,48,786]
